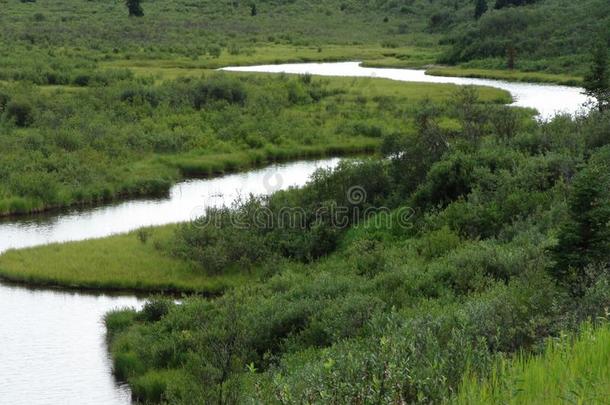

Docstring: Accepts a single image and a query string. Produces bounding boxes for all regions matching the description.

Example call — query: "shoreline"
[0,142,378,218]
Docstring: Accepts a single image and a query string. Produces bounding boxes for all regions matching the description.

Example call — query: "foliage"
[443,1,610,74]
[456,322,610,404]
[583,37,610,112]
[125,0,144,17]
[5,74,497,215]
[474,0,488,20]
[0,0,606,81]
[105,105,610,403]
[553,146,610,290]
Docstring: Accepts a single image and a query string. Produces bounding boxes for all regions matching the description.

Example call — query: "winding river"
[0,63,590,404]
[222,62,589,119]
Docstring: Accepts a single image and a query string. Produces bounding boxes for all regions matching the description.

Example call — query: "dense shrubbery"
[553,145,610,291]
[172,159,390,272]
[442,1,610,73]
[107,102,610,403]
[2,73,428,215]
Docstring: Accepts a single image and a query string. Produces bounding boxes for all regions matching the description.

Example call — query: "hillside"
[0,0,608,81]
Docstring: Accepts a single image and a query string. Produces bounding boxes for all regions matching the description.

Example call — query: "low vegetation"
[103,95,609,402]
[1,0,607,84]
[426,66,583,86]
[0,225,254,293]
[0,73,509,216]
[457,322,610,404]
[1,1,609,404]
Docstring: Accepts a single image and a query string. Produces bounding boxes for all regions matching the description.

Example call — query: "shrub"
[72,74,90,87]
[136,228,152,244]
[137,298,174,323]
[120,86,160,106]
[490,106,520,140]
[105,310,137,341]
[131,370,180,403]
[413,151,476,209]
[5,99,33,127]
[190,77,247,108]
[0,92,9,113]
[125,0,144,17]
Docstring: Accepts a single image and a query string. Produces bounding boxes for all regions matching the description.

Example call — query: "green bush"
[5,99,33,127]
[137,298,175,323]
[0,92,10,113]
[131,370,181,403]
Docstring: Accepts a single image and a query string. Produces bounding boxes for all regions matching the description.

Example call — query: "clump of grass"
[105,309,138,341]
[130,369,184,403]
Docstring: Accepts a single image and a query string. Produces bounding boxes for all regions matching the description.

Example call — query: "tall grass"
[456,322,610,404]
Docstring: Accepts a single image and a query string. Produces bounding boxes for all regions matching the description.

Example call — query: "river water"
[0,62,590,404]
[222,61,589,119]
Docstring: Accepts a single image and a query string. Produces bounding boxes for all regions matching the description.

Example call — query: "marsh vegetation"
[0,1,609,404]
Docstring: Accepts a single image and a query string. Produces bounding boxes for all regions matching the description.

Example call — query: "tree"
[553,147,610,291]
[452,86,487,143]
[583,38,610,112]
[474,0,488,19]
[125,0,144,17]
[506,43,516,70]
[382,99,448,198]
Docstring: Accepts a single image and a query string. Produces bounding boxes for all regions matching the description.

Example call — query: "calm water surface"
[0,284,141,405]
[0,62,588,404]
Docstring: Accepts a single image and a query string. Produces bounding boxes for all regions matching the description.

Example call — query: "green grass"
[157,140,379,177]
[103,44,444,72]
[426,67,583,87]
[456,323,610,404]
[0,225,254,293]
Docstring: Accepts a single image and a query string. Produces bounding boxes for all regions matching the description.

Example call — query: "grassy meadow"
[0,225,255,294]
[426,67,584,87]
[0,0,606,85]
